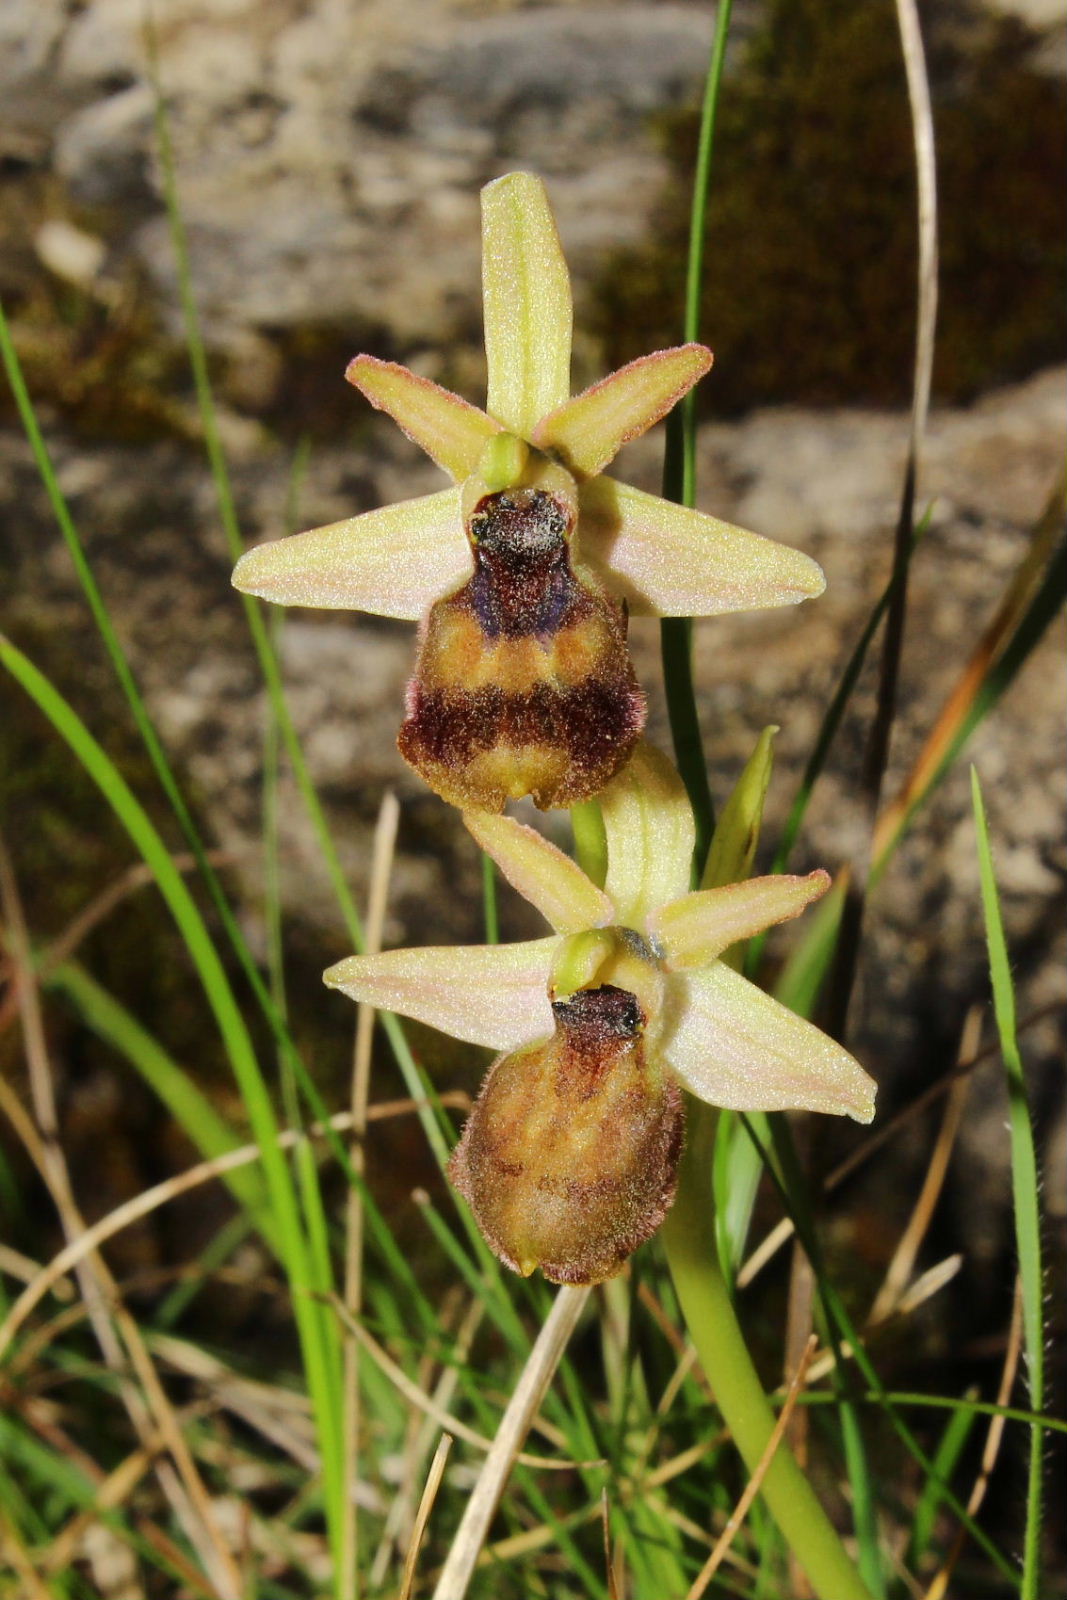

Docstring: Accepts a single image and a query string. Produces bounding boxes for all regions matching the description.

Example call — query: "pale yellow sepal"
[481,172,572,438]
[324,937,559,1052]
[663,962,876,1123]
[600,744,695,927]
[534,344,713,478]
[346,355,501,481]
[231,487,469,619]
[649,871,830,970]
[464,812,613,934]
[576,477,827,618]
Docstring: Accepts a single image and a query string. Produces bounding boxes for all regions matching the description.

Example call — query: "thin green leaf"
[772,874,848,1019]
[481,853,500,945]
[971,768,1045,1599]
[147,47,451,1179]
[703,724,778,895]
[709,725,779,1275]
[744,514,929,982]
[659,0,735,867]
[908,1391,977,1568]
[46,962,273,1239]
[747,1114,1021,1586]
[0,633,344,1551]
[872,537,1066,884]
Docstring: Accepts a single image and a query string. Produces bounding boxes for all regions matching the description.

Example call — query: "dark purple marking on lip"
[396,484,647,807]
[399,673,644,806]
[551,985,643,1040]
[466,489,575,640]
[550,985,645,1099]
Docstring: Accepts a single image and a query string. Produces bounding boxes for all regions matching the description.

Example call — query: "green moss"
[589,0,1066,411]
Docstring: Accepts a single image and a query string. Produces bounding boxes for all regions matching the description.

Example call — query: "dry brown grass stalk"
[0,831,244,1599]
[341,788,400,1600]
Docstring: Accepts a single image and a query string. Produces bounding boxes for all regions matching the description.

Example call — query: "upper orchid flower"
[325,745,875,1284]
[232,173,827,812]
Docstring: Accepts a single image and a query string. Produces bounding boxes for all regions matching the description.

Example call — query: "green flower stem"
[660,617,714,872]
[658,0,734,872]
[663,1100,874,1600]
[570,800,608,889]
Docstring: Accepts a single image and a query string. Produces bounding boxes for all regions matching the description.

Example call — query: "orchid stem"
[663,1100,874,1600]
[570,800,608,889]
[659,0,735,871]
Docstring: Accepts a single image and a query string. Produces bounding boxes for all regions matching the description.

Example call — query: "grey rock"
[54,83,156,203]
[0,0,67,88]
[33,2,731,344]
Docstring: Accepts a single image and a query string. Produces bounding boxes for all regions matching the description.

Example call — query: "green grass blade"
[147,52,454,1181]
[744,515,929,981]
[709,726,780,1274]
[872,536,1066,884]
[1,276,368,1276]
[849,1393,1065,1436]
[0,633,345,1556]
[736,882,883,1590]
[659,0,735,865]
[761,1122,885,1595]
[256,598,338,1318]
[772,874,848,1018]
[837,1396,885,1598]
[907,1391,977,1569]
[46,961,273,1238]
[156,1211,253,1328]
[146,31,369,945]
[971,768,1045,1599]
[414,1194,530,1357]
[481,853,500,944]
[749,1113,1021,1587]
[740,1110,1021,1587]
[2,254,391,1200]
[776,518,927,879]
[822,1276,1018,1585]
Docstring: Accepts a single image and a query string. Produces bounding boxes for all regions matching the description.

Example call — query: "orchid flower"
[233,174,826,812]
[325,746,875,1284]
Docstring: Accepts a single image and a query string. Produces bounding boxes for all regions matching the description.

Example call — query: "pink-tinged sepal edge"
[324,937,559,1052]
[231,486,470,620]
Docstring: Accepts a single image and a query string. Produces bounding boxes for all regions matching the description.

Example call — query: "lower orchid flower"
[325,746,875,1285]
[233,173,826,812]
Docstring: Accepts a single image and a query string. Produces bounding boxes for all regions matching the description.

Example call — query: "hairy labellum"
[448,983,684,1285]
[398,488,645,811]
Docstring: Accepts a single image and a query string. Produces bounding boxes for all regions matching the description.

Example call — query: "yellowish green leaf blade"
[703,725,778,894]
[972,768,1045,1599]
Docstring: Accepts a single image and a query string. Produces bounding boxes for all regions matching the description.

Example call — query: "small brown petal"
[449,985,684,1284]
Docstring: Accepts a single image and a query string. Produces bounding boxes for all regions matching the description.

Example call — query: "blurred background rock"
[1,0,1064,1429]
